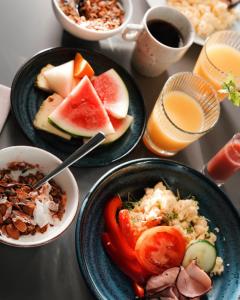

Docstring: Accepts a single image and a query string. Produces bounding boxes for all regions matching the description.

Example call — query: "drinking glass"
[202,133,240,186]
[143,72,220,157]
[193,30,240,101]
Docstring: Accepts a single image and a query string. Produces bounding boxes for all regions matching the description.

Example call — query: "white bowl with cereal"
[0,146,79,247]
[52,0,133,41]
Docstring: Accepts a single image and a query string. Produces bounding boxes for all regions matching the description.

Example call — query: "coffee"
[147,19,184,48]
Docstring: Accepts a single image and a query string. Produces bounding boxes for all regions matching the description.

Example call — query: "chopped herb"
[176,189,181,200]
[187,226,194,234]
[123,201,135,210]
[165,211,178,222]
[219,74,240,106]
[160,178,171,190]
[122,192,139,210]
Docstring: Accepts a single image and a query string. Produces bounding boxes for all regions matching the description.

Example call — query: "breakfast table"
[0,1,240,300]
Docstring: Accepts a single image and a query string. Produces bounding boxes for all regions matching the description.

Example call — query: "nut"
[13,219,27,233]
[6,224,20,240]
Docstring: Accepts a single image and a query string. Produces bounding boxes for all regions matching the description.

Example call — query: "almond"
[13,219,27,233]
[0,204,7,216]
[6,224,20,240]
[22,202,35,216]
[36,224,48,233]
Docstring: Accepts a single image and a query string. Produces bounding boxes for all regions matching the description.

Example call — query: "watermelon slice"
[43,60,74,98]
[92,69,129,119]
[49,76,115,137]
[104,114,133,144]
[83,115,133,144]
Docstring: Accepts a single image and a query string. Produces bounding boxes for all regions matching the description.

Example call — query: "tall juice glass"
[143,72,220,157]
[203,133,240,186]
[194,30,240,101]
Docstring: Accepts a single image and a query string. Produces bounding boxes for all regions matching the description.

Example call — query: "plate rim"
[75,157,240,300]
[10,46,146,167]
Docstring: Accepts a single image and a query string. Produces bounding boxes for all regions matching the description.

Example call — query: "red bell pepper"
[118,209,138,249]
[102,232,147,284]
[132,282,145,298]
[103,195,136,261]
[102,196,151,285]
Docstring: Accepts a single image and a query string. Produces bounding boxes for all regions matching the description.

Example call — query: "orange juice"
[144,91,204,153]
[194,44,240,99]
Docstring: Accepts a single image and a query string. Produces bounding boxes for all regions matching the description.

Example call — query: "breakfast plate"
[146,0,240,46]
[11,47,146,167]
[75,158,240,300]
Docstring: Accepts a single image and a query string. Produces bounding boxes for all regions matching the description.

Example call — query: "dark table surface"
[0,1,240,300]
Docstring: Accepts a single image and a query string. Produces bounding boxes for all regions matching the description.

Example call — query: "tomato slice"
[118,209,162,249]
[135,226,186,274]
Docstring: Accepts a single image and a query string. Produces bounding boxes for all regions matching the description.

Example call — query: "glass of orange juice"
[194,30,240,101]
[143,72,220,157]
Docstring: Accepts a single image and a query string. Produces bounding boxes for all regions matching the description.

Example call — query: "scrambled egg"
[129,182,224,275]
[167,0,239,38]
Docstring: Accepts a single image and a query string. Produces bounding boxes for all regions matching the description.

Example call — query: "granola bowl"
[52,0,133,41]
[0,146,79,247]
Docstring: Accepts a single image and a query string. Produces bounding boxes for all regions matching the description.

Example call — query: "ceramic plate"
[146,0,240,46]
[76,158,240,300]
[11,47,146,167]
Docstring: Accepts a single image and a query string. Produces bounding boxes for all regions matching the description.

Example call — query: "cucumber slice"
[182,240,217,272]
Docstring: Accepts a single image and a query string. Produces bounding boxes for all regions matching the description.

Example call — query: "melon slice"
[35,64,54,92]
[92,69,129,119]
[43,60,74,98]
[33,93,71,140]
[74,53,94,79]
[49,76,115,137]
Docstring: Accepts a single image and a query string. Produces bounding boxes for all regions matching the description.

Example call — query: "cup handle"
[122,24,144,41]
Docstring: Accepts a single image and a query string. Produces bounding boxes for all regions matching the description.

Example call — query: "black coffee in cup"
[147,19,184,48]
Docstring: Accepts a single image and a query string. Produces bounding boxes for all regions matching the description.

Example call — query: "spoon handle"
[33,132,105,190]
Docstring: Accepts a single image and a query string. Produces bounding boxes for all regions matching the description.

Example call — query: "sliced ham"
[146,267,180,295]
[176,261,212,298]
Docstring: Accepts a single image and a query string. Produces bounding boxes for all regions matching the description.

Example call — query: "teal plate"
[10,47,146,167]
[76,158,240,300]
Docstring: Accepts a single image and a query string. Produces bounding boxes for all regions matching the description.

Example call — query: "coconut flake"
[33,199,54,228]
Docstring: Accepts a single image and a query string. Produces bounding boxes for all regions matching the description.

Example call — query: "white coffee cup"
[122,6,194,77]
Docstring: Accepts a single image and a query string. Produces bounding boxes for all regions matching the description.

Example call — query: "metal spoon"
[33,132,105,190]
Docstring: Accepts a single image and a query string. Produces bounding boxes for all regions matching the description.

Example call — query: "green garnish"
[219,74,240,106]
[187,226,194,234]
[122,193,138,210]
[166,211,178,222]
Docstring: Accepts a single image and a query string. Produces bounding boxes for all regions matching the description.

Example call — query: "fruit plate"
[145,0,240,46]
[10,47,146,167]
[75,158,240,300]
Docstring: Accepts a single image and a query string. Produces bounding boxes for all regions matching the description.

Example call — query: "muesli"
[0,161,66,240]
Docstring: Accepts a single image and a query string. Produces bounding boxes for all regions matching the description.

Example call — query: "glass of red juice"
[203,133,240,186]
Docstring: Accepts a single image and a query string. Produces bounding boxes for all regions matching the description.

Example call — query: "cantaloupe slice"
[43,60,74,98]
[49,76,115,137]
[74,53,94,79]
[33,93,71,140]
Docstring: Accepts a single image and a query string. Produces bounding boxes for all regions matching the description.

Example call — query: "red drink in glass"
[207,133,240,183]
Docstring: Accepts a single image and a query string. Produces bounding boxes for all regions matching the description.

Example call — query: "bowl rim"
[0,145,79,248]
[75,157,240,300]
[52,0,133,35]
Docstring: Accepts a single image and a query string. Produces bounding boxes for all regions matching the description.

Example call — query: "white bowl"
[0,146,79,247]
[52,0,133,41]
